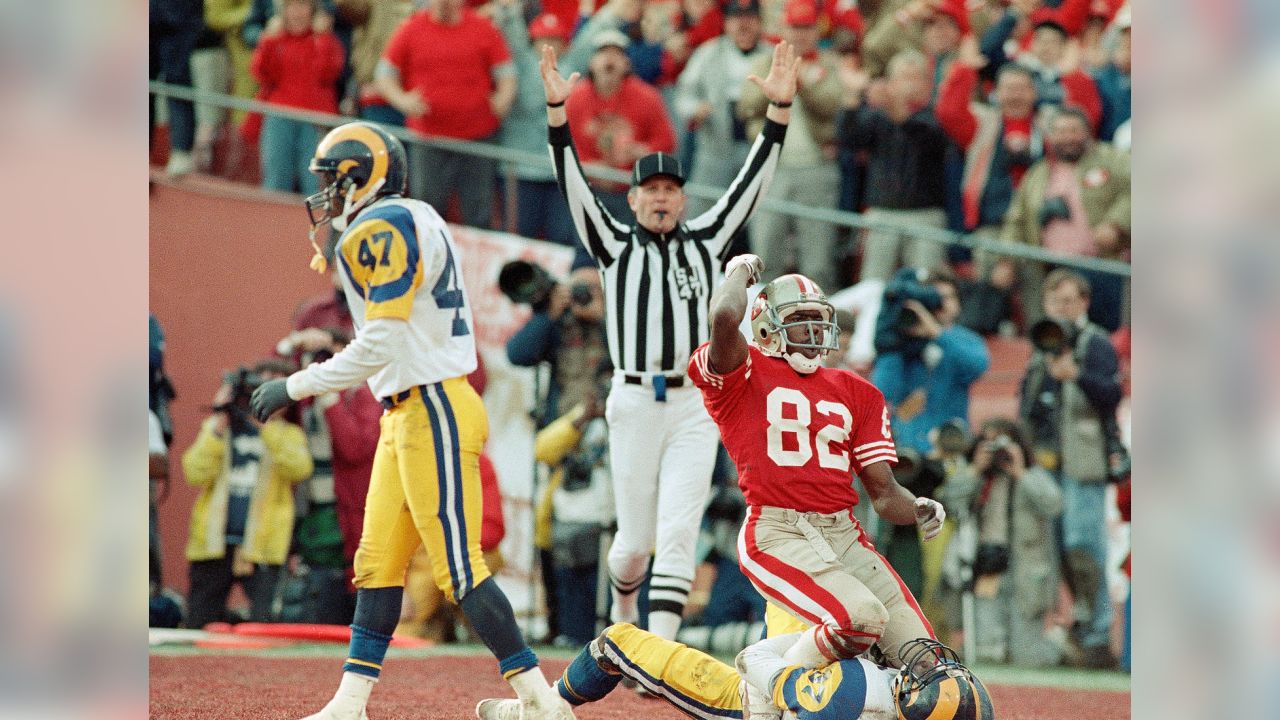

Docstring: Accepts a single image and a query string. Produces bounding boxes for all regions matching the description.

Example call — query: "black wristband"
[546,100,566,108]
[770,100,792,108]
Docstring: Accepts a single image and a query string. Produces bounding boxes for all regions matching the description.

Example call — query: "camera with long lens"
[498,260,559,313]
[874,268,943,355]
[1028,317,1077,356]
[570,281,594,307]
[213,367,265,425]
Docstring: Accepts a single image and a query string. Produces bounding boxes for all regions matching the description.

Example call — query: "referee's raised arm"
[539,44,631,265]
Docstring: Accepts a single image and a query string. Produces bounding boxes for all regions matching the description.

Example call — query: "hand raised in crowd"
[747,40,801,106]
[956,34,989,70]
[837,55,871,105]
[539,44,580,105]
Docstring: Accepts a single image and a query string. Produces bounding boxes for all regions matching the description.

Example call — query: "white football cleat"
[520,694,576,720]
[475,698,521,720]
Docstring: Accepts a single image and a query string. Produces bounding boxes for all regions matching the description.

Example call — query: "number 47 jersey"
[688,343,898,514]
[335,197,477,398]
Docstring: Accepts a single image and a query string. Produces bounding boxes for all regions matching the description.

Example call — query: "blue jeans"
[516,179,578,247]
[1060,474,1113,649]
[359,102,405,128]
[149,17,200,152]
[553,564,602,645]
[260,116,320,195]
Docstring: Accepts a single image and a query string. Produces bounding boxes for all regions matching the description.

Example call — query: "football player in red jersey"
[687,254,946,670]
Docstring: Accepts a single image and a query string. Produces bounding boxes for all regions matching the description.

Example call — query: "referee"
[538,41,799,642]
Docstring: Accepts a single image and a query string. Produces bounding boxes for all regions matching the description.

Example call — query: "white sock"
[780,625,829,668]
[610,588,639,625]
[647,610,682,641]
[508,666,558,705]
[332,672,376,706]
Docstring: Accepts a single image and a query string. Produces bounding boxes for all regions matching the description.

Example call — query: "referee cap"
[631,152,685,187]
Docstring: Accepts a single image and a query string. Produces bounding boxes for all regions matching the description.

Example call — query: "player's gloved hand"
[250,379,293,422]
[725,254,765,285]
[914,497,946,541]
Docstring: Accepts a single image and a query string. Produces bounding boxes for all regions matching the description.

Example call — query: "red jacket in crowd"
[478,454,505,553]
[324,386,383,565]
[250,29,345,112]
[381,9,512,140]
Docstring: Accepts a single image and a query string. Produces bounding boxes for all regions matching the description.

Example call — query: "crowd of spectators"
[150,0,1131,672]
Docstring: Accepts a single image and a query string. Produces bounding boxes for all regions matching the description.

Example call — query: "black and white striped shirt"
[548,120,786,376]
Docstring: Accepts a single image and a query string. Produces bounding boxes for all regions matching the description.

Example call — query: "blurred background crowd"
[149,0,1131,674]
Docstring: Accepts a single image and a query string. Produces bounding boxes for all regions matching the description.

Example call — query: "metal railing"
[150,81,1131,278]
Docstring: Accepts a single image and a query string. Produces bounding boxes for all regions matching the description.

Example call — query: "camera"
[570,281,594,306]
[1038,195,1072,227]
[213,367,265,421]
[498,260,558,313]
[988,435,1015,468]
[874,268,942,355]
[1028,317,1077,356]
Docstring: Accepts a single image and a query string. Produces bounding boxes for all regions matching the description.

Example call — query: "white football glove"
[739,679,783,720]
[725,254,765,285]
[914,497,946,541]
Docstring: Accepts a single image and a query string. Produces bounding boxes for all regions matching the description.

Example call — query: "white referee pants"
[604,378,720,639]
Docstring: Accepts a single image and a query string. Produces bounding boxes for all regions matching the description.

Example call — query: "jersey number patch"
[765,387,853,471]
[357,231,394,270]
[431,231,470,337]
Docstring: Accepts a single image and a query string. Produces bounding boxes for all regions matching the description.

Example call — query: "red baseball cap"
[528,13,570,42]
[930,0,970,35]
[783,0,819,27]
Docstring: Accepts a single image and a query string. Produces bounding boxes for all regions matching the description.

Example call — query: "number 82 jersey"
[335,197,477,397]
[688,343,897,513]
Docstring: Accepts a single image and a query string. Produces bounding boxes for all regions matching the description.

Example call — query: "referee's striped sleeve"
[548,123,631,266]
[685,118,787,262]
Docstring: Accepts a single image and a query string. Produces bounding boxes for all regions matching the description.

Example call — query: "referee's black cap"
[631,152,685,187]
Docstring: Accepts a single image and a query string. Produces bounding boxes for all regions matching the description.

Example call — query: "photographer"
[871,267,991,455]
[276,327,382,624]
[505,263,609,428]
[948,417,1063,667]
[1020,268,1122,668]
[531,366,615,646]
[181,360,313,628]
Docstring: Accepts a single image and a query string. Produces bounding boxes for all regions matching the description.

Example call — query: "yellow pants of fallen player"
[588,623,743,716]
[354,377,491,600]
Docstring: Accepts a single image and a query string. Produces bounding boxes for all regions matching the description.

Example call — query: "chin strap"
[308,224,328,274]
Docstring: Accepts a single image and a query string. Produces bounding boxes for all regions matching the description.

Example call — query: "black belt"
[624,374,685,388]
[380,388,416,410]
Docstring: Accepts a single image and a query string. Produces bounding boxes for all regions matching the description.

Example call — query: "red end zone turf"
[150,655,1130,720]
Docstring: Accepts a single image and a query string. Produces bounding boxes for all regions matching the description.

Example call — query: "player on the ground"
[476,623,994,720]
[685,255,947,671]
[249,122,573,720]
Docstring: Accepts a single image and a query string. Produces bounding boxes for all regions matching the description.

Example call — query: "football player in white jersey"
[250,122,573,720]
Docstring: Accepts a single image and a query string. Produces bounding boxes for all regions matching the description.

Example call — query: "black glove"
[249,379,292,422]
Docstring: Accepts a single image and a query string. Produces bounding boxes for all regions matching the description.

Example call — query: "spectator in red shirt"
[565,29,677,220]
[981,9,1102,132]
[375,0,517,228]
[250,0,345,194]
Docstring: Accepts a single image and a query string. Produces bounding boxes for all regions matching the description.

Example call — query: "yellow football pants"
[353,377,491,601]
[595,623,743,717]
